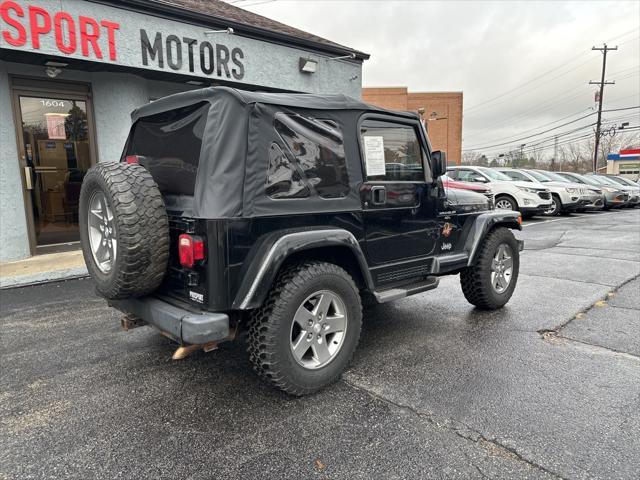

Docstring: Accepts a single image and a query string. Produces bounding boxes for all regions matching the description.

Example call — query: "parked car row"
[444,165,640,218]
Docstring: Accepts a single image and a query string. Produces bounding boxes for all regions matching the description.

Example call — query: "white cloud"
[236,0,640,157]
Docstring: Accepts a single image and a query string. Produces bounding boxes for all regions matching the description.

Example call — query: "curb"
[0,266,89,289]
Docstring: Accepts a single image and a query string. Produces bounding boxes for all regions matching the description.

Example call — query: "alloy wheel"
[490,243,513,294]
[289,290,347,369]
[87,191,117,273]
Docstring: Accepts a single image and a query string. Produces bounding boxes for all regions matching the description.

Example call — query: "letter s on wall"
[231,47,244,80]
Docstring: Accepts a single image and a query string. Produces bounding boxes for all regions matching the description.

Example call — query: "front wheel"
[544,194,561,216]
[494,195,517,212]
[248,261,362,396]
[460,227,520,310]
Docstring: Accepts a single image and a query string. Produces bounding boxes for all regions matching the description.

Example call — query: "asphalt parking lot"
[1,208,639,480]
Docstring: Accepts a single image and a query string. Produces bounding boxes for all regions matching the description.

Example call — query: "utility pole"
[552,135,558,171]
[589,43,617,172]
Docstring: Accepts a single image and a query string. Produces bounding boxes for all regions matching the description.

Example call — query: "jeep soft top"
[79,86,522,395]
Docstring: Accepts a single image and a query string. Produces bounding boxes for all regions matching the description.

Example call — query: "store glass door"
[16,94,94,248]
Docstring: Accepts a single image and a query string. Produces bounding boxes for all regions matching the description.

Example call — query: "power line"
[496,119,640,157]
[237,0,277,7]
[463,106,638,151]
[464,56,598,114]
[463,27,639,113]
[463,65,638,140]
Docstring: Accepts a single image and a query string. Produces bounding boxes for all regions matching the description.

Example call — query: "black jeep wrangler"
[79,87,522,395]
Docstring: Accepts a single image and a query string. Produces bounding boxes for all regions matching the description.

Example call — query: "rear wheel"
[248,261,362,396]
[460,227,519,310]
[79,162,169,299]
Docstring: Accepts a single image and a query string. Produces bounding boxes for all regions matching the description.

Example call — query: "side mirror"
[431,150,447,178]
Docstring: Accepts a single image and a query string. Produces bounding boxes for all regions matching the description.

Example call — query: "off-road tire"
[460,227,519,310]
[79,162,169,299]
[248,261,362,396]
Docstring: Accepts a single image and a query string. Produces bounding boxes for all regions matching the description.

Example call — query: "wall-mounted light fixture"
[204,27,234,35]
[327,53,356,61]
[299,57,318,73]
[44,61,67,78]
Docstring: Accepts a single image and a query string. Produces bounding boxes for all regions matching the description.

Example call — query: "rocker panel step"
[372,276,440,304]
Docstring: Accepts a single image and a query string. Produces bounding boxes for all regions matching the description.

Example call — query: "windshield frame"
[477,167,512,181]
[561,173,600,186]
[524,170,552,182]
[541,171,571,183]
[590,175,620,187]
[608,176,637,187]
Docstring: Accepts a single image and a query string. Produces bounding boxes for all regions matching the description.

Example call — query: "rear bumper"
[109,297,230,345]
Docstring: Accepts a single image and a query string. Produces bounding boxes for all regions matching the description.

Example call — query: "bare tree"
[462,150,483,166]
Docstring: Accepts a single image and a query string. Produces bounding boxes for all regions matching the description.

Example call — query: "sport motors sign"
[0,0,245,79]
[0,0,362,96]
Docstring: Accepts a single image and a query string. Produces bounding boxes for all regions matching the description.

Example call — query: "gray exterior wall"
[0,0,364,262]
[0,62,30,262]
[1,0,363,98]
[0,0,362,262]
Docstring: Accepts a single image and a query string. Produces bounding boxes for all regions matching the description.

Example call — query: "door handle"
[371,185,386,205]
[24,166,34,190]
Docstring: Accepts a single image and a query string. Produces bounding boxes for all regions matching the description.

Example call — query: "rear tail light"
[178,234,206,269]
[125,155,140,164]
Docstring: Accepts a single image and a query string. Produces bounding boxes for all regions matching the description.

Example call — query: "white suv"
[499,169,592,215]
[446,166,552,217]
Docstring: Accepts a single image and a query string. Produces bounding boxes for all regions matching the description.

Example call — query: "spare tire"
[79,162,169,299]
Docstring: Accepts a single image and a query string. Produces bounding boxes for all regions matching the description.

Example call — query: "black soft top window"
[266,112,350,199]
[125,102,209,195]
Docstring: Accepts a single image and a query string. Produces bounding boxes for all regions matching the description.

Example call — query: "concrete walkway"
[0,250,87,289]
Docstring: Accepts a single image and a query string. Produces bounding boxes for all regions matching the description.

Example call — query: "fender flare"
[232,228,373,310]
[465,211,522,266]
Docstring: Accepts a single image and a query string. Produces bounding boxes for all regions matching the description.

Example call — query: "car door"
[359,116,439,283]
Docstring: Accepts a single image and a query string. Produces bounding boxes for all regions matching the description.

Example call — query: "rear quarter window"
[125,102,209,195]
[267,112,350,199]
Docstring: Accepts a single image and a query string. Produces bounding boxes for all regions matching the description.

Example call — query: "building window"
[266,113,349,199]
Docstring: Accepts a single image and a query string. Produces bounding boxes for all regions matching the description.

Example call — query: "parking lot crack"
[538,273,640,334]
[520,272,616,288]
[541,332,640,361]
[341,378,567,480]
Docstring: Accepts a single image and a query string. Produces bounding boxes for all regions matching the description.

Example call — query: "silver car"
[557,172,628,209]
[555,172,607,210]
[604,175,640,207]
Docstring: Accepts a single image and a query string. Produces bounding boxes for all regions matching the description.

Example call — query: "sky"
[228,0,640,159]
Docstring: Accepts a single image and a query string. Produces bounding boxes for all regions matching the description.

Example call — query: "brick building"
[362,87,463,164]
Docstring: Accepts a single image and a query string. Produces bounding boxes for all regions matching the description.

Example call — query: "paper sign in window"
[46,114,67,140]
[363,136,385,177]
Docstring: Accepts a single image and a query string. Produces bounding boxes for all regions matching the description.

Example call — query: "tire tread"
[247,261,361,396]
